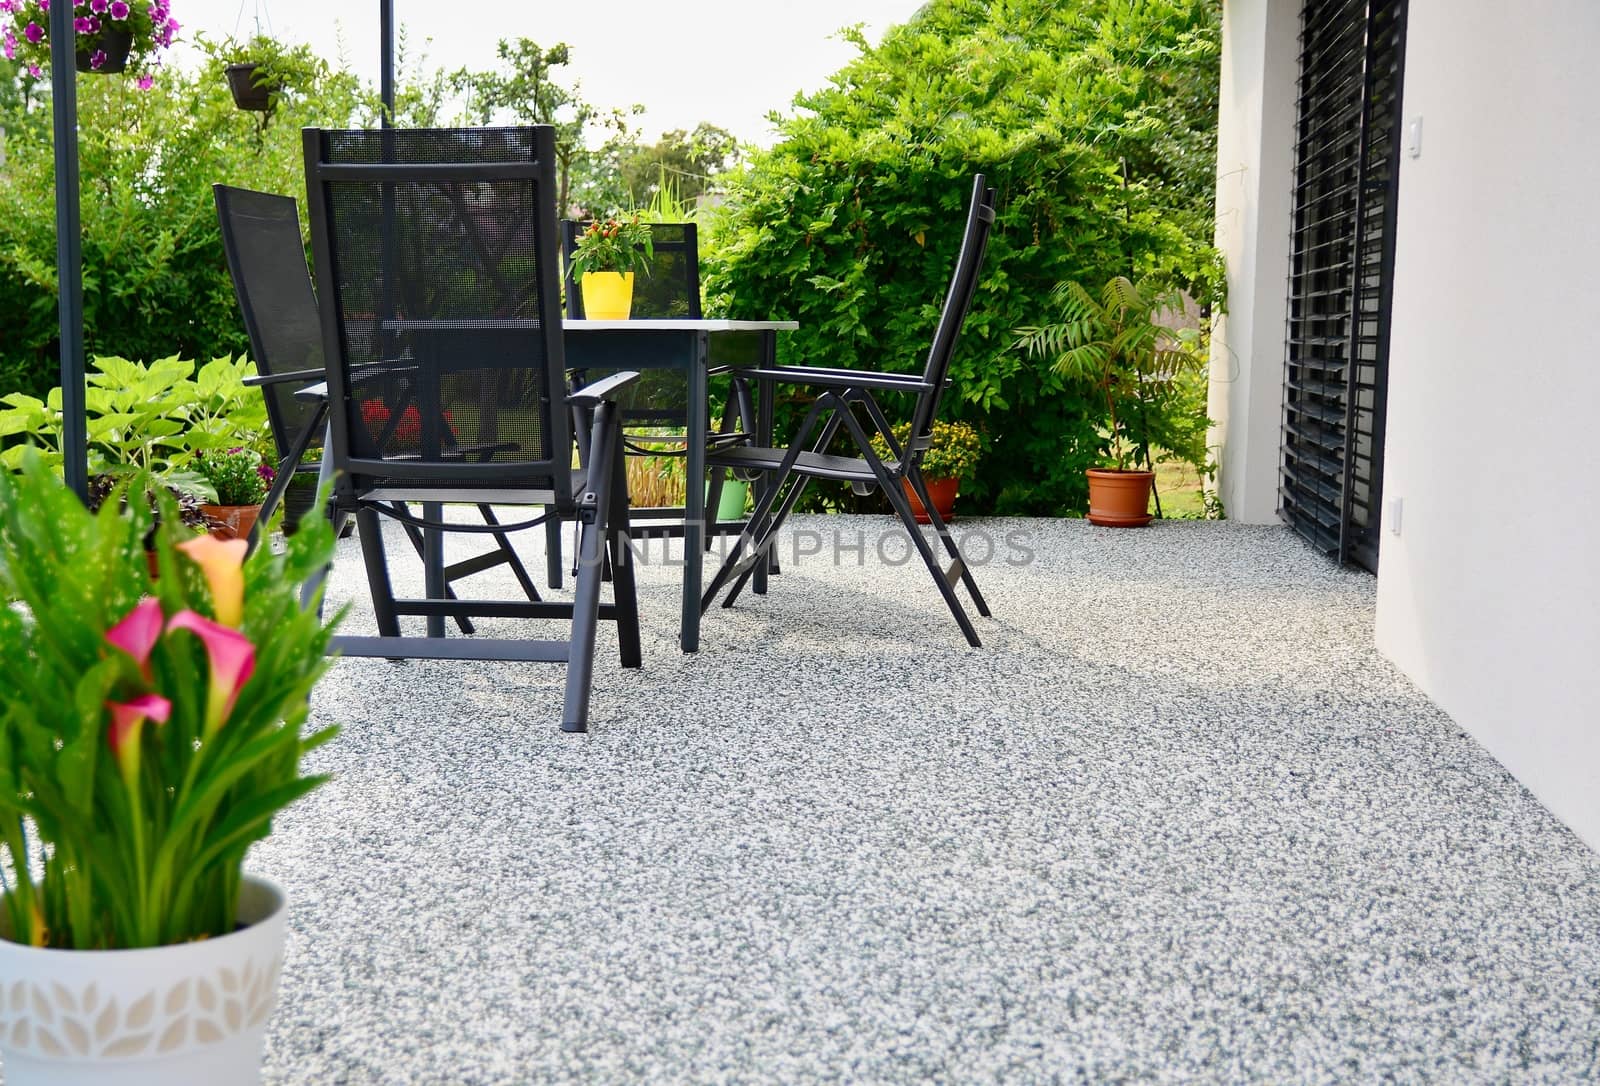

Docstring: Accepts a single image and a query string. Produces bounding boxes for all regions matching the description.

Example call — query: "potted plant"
[1015,275,1205,526]
[870,419,982,525]
[3,0,177,78]
[200,33,322,113]
[569,214,654,320]
[0,455,340,1085]
[86,471,212,576]
[195,446,274,541]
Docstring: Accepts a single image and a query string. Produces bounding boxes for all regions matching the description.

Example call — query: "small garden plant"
[870,419,982,485]
[2,0,178,79]
[197,446,274,507]
[569,214,655,281]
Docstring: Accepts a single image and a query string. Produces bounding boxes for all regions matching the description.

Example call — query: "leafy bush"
[0,46,371,399]
[0,354,270,501]
[703,0,1222,514]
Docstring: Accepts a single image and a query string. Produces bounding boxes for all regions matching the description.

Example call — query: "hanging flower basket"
[73,23,130,72]
[2,0,178,81]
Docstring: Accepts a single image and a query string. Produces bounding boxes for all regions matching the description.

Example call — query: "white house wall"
[1215,0,1600,848]
[1207,0,1300,525]
[1377,0,1600,848]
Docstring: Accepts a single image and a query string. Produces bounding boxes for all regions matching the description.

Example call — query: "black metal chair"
[700,175,997,647]
[214,185,556,624]
[301,125,642,731]
[561,218,757,553]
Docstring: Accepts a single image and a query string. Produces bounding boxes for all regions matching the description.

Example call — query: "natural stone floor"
[251,515,1600,1083]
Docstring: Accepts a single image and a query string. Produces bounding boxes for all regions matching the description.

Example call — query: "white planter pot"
[0,875,286,1086]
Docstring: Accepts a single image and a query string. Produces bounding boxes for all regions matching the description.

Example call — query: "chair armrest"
[244,367,324,389]
[568,370,641,407]
[728,365,933,393]
[293,382,329,403]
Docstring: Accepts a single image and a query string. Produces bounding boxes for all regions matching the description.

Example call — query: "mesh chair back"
[908,175,996,447]
[213,185,326,467]
[562,221,702,319]
[302,125,573,507]
[563,220,701,426]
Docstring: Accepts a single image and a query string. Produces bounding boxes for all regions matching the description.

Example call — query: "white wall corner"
[1208,0,1299,525]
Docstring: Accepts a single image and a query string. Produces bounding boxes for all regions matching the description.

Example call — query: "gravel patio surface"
[253,514,1600,1083]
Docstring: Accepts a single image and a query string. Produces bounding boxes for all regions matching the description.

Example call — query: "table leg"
[424,501,445,638]
[681,335,708,652]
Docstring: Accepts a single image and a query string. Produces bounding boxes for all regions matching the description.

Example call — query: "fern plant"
[1015,276,1204,471]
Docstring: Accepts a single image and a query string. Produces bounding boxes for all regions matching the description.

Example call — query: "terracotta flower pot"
[201,504,261,542]
[1085,468,1155,527]
[580,272,634,320]
[901,477,959,525]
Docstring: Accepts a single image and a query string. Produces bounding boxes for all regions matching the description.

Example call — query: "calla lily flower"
[107,694,171,784]
[106,597,164,679]
[176,535,248,627]
[165,610,255,736]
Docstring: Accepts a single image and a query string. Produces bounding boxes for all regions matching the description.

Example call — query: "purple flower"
[37,0,46,10]
[136,74,153,89]
[89,47,104,69]
[0,0,15,15]
[2,39,13,61]
[89,0,104,11]
[108,0,127,17]
[26,63,41,78]
[73,15,92,31]
[256,462,276,484]
[23,21,43,44]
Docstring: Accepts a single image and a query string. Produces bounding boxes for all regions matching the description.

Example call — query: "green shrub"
[0,47,372,399]
[703,0,1222,514]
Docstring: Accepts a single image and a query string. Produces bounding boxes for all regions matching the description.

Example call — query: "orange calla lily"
[176,535,248,627]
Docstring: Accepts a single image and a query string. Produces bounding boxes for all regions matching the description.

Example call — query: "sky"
[174,0,925,146]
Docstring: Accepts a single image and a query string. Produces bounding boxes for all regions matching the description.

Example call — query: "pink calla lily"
[176,535,247,627]
[107,694,171,784]
[165,610,255,736]
[105,597,164,679]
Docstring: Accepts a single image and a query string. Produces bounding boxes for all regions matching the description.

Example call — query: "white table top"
[564,319,799,332]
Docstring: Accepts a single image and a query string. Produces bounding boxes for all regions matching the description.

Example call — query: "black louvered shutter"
[1282,0,1407,571]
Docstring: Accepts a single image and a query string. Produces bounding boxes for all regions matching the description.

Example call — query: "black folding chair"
[560,219,757,554]
[214,185,558,624]
[700,175,997,647]
[301,125,642,731]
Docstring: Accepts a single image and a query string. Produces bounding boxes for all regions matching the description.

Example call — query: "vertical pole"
[379,0,395,127]
[50,2,87,501]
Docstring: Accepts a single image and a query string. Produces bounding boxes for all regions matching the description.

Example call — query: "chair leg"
[477,504,542,603]
[721,471,815,609]
[905,466,991,618]
[608,429,642,670]
[544,513,564,590]
[355,505,403,639]
[881,470,981,647]
[562,404,621,734]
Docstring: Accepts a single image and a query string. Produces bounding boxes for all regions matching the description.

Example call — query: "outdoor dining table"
[562,319,798,652]
[375,317,798,654]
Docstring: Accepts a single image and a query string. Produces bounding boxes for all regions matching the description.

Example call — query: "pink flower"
[107,694,171,785]
[89,0,105,10]
[108,0,126,16]
[23,21,43,44]
[106,597,165,680]
[89,48,105,70]
[136,74,153,90]
[26,63,41,78]
[165,610,255,737]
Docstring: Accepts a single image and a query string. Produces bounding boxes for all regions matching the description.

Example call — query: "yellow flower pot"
[580,271,634,320]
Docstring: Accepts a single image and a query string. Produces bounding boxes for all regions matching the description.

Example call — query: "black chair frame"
[699,176,997,647]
